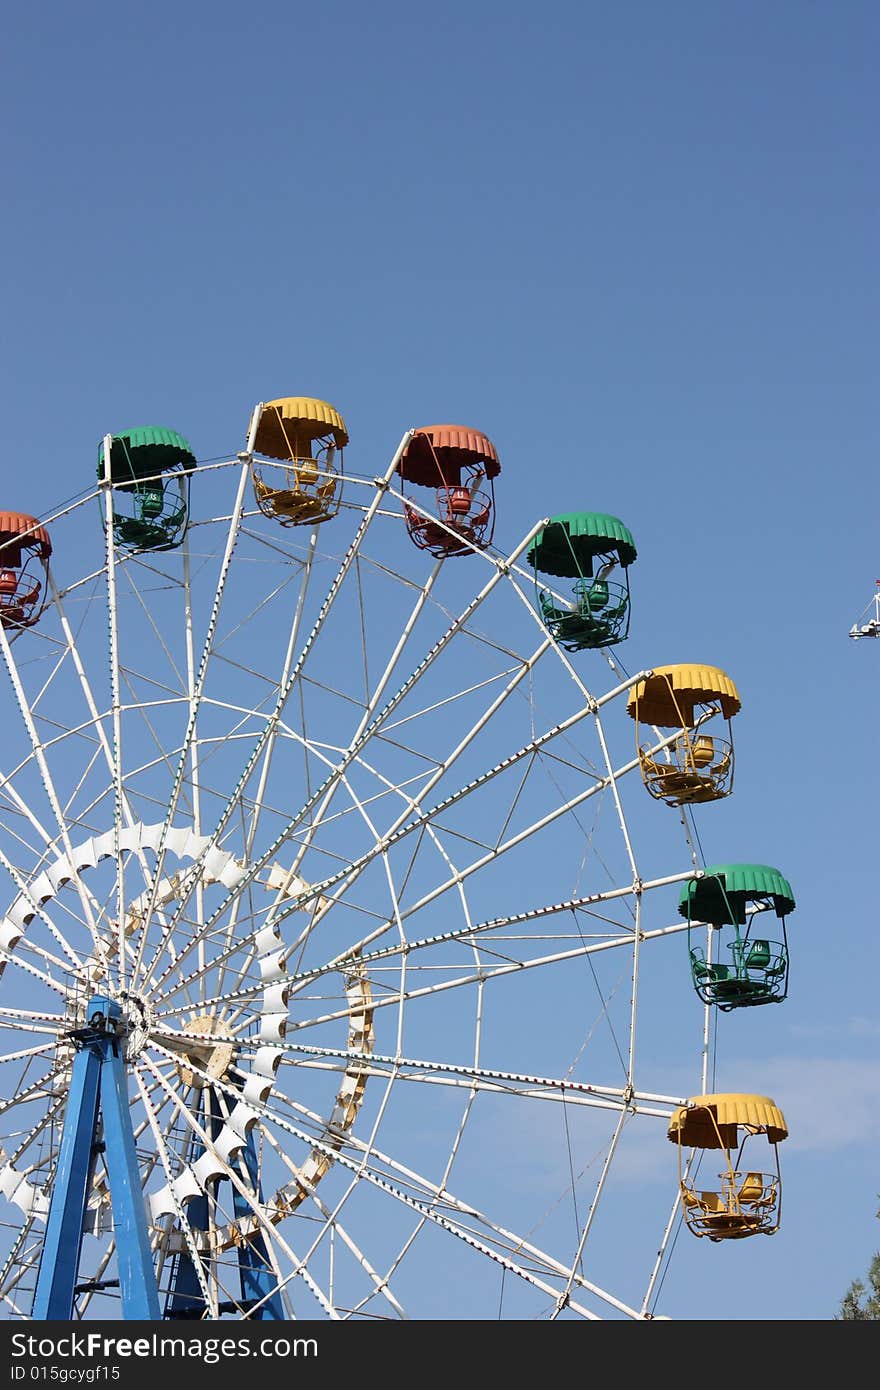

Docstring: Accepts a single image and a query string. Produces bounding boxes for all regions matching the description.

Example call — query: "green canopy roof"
[679,863,796,926]
[97,427,197,482]
[526,512,637,578]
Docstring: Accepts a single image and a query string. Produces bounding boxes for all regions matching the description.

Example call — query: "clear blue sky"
[1,1,877,1322]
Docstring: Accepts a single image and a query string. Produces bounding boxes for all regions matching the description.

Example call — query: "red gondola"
[397,425,500,557]
[0,513,52,631]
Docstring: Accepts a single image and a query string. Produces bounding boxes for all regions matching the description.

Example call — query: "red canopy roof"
[398,425,501,486]
[0,513,52,559]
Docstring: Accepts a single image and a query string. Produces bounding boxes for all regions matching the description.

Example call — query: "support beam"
[233,1130,286,1319]
[100,1041,161,1318]
[32,1046,101,1319]
[31,997,160,1321]
[165,1093,285,1320]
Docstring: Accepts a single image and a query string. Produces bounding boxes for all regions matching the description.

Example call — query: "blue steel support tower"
[32,997,159,1319]
[32,995,285,1320]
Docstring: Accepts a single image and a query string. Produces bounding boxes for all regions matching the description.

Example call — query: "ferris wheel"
[849,580,880,640]
[0,400,794,1321]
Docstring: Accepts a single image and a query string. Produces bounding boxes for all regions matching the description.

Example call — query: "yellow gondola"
[248,397,349,527]
[626,663,741,805]
[668,1092,788,1241]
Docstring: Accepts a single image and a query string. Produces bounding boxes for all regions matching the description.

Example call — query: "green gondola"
[527,512,636,650]
[97,427,196,551]
[679,864,795,1010]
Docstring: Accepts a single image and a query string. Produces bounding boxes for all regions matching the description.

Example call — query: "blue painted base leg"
[234,1130,286,1319]
[31,997,160,1321]
[32,1046,102,1319]
[100,1043,160,1319]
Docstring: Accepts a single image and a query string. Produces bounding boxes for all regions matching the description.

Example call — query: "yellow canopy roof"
[251,397,349,460]
[626,663,741,727]
[667,1093,788,1148]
